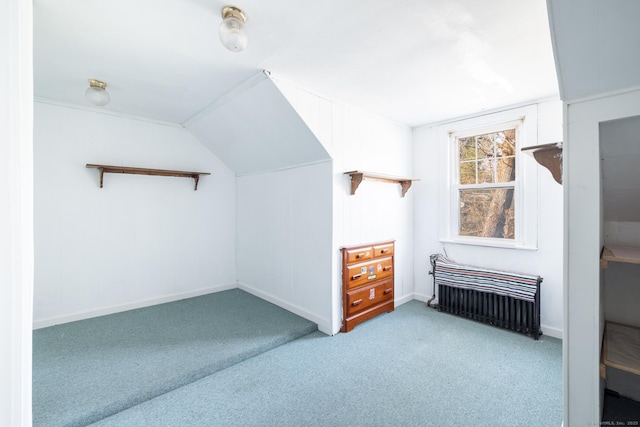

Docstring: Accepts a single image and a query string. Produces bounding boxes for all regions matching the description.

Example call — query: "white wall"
[33,102,237,327]
[563,88,640,427]
[273,77,415,334]
[236,161,333,333]
[1,0,33,423]
[602,247,640,328]
[601,117,640,328]
[412,100,564,338]
[603,214,640,330]
[604,222,640,245]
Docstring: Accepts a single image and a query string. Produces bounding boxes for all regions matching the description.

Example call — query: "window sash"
[455,181,515,190]
[451,122,522,243]
[458,186,515,239]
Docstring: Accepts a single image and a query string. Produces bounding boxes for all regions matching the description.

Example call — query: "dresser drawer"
[344,246,373,263]
[346,278,394,316]
[373,243,394,258]
[345,257,393,290]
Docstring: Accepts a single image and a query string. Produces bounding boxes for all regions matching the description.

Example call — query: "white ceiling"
[547,0,640,222]
[548,0,640,102]
[34,0,559,128]
[185,74,330,175]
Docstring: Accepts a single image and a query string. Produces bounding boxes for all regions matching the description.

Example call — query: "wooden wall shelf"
[600,245,640,268]
[344,171,419,197]
[86,164,211,190]
[521,142,562,184]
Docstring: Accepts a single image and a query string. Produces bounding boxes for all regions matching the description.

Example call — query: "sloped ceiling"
[547,0,640,101]
[184,73,330,176]
[548,1,640,223]
[34,0,558,128]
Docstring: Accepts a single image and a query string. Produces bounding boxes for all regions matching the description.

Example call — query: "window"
[437,106,538,249]
[456,126,517,240]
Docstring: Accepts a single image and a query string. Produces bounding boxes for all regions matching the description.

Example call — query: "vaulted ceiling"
[34,0,559,128]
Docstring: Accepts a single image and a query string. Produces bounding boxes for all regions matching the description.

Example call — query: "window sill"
[439,237,538,251]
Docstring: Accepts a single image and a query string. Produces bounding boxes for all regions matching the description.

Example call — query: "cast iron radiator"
[430,254,542,340]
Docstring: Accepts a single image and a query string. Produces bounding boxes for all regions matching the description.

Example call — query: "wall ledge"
[33,283,237,329]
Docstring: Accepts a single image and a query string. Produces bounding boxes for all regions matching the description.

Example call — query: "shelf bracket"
[98,167,105,188]
[349,172,364,195]
[399,180,413,197]
[521,142,562,184]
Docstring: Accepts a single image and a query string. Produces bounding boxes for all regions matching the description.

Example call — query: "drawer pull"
[380,249,388,253]
[356,252,367,258]
[384,288,393,295]
[351,274,362,280]
[383,266,392,271]
[352,299,363,306]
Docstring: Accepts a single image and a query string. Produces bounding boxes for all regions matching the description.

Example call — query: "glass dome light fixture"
[85,79,110,107]
[219,6,248,52]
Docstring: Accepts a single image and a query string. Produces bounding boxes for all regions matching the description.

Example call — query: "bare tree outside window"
[457,129,516,239]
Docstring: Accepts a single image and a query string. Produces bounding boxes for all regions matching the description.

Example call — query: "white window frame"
[439,105,538,250]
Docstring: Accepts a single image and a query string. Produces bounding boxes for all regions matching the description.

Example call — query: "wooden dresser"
[341,240,395,332]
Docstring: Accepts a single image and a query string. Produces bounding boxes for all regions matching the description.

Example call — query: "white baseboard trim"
[33,285,563,340]
[237,282,331,335]
[541,324,563,340]
[394,293,415,307]
[409,294,563,339]
[412,292,435,303]
[32,283,237,329]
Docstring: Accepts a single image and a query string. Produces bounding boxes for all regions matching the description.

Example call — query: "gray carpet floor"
[32,289,318,427]
[85,300,563,427]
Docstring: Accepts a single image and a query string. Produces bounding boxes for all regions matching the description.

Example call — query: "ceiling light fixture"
[85,79,110,107]
[219,6,248,52]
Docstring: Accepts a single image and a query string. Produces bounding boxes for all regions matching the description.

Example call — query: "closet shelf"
[344,171,420,197]
[86,164,211,190]
[600,245,640,268]
[600,322,640,379]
